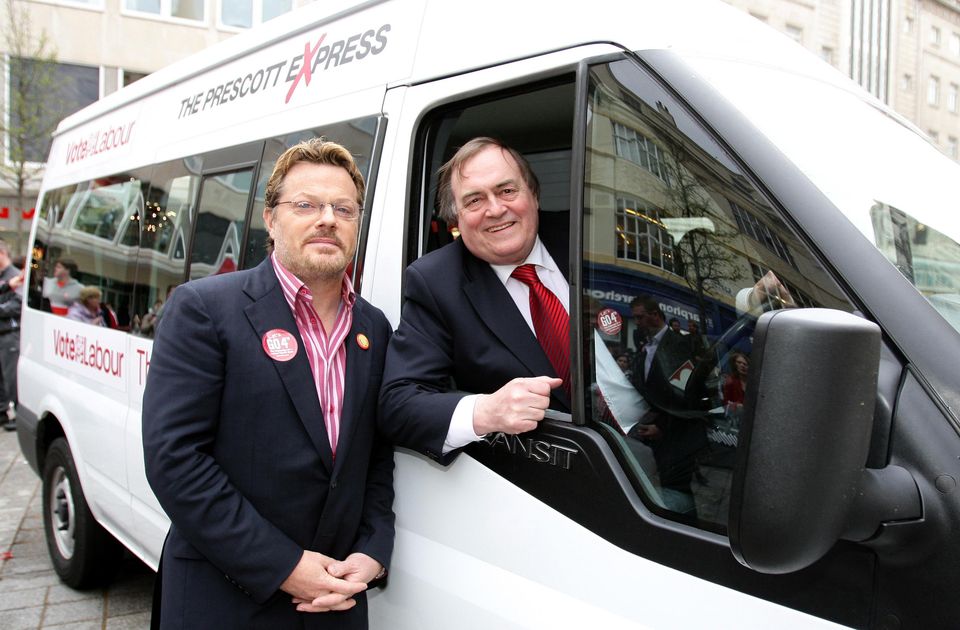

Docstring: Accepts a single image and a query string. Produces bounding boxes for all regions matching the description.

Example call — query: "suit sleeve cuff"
[443,395,484,454]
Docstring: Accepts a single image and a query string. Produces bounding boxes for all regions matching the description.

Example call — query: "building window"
[220,0,292,28]
[613,123,671,183]
[731,201,796,268]
[951,33,960,56]
[125,0,204,22]
[904,16,914,34]
[46,0,104,6]
[931,25,942,46]
[615,197,676,273]
[948,137,959,160]
[749,12,767,23]
[929,76,940,106]
[5,58,100,163]
[820,46,835,65]
[785,24,803,44]
[123,70,148,87]
[930,130,940,144]
[902,74,913,91]
[949,83,959,113]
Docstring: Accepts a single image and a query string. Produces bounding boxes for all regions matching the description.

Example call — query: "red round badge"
[262,329,298,362]
[596,308,623,336]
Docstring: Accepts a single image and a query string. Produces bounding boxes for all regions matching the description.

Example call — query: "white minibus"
[16,0,960,627]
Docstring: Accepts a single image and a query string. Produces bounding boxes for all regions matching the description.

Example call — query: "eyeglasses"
[273,200,362,221]
[459,186,523,215]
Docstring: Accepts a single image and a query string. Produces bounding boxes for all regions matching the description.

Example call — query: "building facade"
[725,0,960,161]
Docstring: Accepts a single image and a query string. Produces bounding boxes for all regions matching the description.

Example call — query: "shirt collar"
[270,253,356,311]
[489,237,557,285]
[648,324,668,346]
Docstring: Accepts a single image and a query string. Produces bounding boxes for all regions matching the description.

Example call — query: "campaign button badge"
[356,333,370,350]
[262,329,298,362]
[596,308,623,336]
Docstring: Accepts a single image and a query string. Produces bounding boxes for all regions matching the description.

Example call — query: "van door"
[368,48,867,628]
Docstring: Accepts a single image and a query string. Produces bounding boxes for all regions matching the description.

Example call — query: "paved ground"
[0,430,155,629]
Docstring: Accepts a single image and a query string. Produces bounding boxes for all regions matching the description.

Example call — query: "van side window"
[581,59,855,529]
[132,159,198,336]
[244,118,382,281]
[28,176,144,328]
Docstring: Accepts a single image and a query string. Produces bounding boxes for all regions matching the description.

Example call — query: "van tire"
[42,437,122,589]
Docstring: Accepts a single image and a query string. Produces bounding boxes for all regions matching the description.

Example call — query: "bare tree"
[1,0,61,254]
[659,139,744,331]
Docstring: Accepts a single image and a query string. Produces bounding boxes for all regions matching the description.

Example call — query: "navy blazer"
[143,259,394,629]
[379,238,570,461]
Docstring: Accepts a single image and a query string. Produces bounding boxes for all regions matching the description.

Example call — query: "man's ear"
[262,206,273,231]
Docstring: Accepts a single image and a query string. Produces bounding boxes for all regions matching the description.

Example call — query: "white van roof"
[55,0,866,136]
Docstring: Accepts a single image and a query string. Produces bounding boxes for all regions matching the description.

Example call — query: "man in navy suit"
[629,295,705,515]
[380,137,565,460]
[143,139,394,629]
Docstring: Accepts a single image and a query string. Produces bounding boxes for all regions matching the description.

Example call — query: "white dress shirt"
[443,238,568,453]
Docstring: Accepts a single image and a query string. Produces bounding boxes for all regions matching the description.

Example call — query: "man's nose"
[484,195,508,217]
[313,203,338,225]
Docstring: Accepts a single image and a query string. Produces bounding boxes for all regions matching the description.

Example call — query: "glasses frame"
[273,199,363,221]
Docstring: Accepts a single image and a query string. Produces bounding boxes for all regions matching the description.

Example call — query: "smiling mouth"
[486,221,516,233]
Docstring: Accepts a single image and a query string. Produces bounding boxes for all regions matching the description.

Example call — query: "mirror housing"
[729,308,880,574]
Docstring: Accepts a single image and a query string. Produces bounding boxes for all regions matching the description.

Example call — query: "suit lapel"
[242,262,334,473]
[461,247,571,410]
[331,303,372,473]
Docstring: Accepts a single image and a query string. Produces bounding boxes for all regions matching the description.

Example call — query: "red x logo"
[285,35,326,104]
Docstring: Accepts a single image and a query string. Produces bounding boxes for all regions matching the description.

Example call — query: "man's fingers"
[296,598,357,613]
[515,376,563,396]
[309,590,354,608]
[323,577,367,596]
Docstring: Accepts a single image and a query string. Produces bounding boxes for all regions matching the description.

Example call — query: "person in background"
[629,294,705,515]
[722,351,749,409]
[669,317,684,334]
[66,286,105,326]
[42,258,82,316]
[0,241,23,432]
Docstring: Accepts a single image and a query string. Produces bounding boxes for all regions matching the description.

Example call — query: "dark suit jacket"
[143,259,394,629]
[379,238,570,461]
[631,327,707,491]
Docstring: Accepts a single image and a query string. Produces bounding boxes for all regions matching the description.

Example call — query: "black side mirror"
[728,308,880,574]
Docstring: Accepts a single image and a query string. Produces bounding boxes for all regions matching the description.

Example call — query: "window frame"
[121,0,207,27]
[928,75,941,107]
[217,0,293,31]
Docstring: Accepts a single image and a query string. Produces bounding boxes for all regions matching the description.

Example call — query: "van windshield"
[684,53,960,336]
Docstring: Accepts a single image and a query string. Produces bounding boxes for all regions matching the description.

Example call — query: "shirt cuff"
[735,287,755,317]
[443,394,484,454]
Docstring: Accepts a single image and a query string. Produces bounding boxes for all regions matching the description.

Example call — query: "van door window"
[188,169,253,281]
[581,59,856,529]
[413,79,575,260]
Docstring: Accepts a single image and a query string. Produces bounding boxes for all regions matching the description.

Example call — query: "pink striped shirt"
[271,254,355,456]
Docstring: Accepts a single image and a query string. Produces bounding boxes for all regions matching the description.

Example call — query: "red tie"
[511,264,570,389]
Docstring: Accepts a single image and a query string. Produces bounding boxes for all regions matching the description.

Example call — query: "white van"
[16,0,960,627]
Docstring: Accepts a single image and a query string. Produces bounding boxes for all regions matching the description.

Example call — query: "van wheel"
[42,437,122,588]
